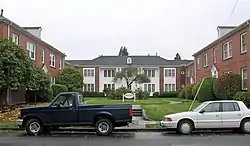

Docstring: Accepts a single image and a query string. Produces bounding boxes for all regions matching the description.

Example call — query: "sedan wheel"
[241,119,250,133]
[177,120,193,135]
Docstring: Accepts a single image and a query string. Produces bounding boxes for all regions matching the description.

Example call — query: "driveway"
[0,132,250,146]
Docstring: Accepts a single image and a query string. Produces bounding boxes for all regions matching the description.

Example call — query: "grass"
[85,97,199,121]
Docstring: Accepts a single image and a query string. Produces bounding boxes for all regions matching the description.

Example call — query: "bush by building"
[197,76,217,102]
[51,84,68,97]
[184,84,195,99]
[233,91,250,107]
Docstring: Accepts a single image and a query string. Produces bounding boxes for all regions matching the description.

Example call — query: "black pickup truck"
[16,92,133,136]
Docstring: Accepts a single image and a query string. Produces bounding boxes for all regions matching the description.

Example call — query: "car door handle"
[237,114,242,116]
[216,115,219,117]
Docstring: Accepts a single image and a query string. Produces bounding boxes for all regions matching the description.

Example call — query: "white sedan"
[160,100,250,134]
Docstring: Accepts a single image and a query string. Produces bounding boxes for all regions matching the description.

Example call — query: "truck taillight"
[129,107,133,117]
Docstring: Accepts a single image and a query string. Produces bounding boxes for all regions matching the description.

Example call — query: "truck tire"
[177,120,193,135]
[240,119,250,134]
[25,118,44,136]
[95,118,113,136]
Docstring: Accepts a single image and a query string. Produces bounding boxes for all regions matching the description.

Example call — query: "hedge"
[81,91,105,97]
[192,82,200,97]
[197,76,217,102]
[51,84,68,97]
[184,84,195,99]
[233,92,250,107]
[213,73,242,100]
[159,91,179,97]
[178,88,185,98]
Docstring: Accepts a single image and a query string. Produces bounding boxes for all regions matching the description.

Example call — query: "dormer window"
[126,57,132,64]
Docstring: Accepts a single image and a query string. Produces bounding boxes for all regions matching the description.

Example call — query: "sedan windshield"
[191,102,207,112]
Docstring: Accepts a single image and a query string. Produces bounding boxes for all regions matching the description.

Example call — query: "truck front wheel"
[95,118,113,136]
[25,119,44,136]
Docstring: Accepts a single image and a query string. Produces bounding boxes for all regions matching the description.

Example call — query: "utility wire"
[228,0,239,21]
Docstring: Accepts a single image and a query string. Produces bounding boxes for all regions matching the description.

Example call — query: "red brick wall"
[95,67,100,92]
[0,22,7,37]
[159,67,164,94]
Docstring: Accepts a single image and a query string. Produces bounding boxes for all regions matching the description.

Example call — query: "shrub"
[153,92,160,97]
[51,84,68,97]
[81,91,105,97]
[233,92,250,107]
[135,89,149,100]
[178,88,185,98]
[184,84,195,99]
[115,87,132,99]
[192,82,200,97]
[197,76,217,102]
[213,73,242,100]
[160,91,179,98]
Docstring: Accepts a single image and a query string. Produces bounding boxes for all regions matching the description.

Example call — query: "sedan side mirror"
[199,110,205,114]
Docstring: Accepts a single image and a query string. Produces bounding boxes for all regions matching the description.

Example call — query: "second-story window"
[203,53,208,67]
[59,58,62,70]
[27,42,36,60]
[223,41,232,60]
[241,32,247,53]
[50,53,55,67]
[165,69,175,77]
[12,33,19,45]
[42,49,45,64]
[197,57,200,69]
[104,69,115,77]
[84,69,94,77]
[213,48,217,63]
[144,69,155,77]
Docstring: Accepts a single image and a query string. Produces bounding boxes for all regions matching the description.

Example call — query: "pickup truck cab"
[160,100,250,135]
[16,92,133,136]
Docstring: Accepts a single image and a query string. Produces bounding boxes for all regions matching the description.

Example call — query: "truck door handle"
[69,107,75,112]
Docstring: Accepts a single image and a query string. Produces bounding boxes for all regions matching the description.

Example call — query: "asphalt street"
[0,132,250,146]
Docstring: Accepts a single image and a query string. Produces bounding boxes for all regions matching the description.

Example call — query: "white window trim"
[164,84,176,92]
[84,69,95,77]
[49,53,55,68]
[203,53,209,67]
[59,58,62,70]
[26,42,36,60]
[223,41,232,60]
[50,77,56,84]
[164,68,176,77]
[197,57,200,69]
[241,32,247,53]
[213,48,217,63]
[12,33,19,45]
[241,68,248,90]
[42,49,45,64]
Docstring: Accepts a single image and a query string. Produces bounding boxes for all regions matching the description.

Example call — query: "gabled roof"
[66,55,193,67]
[0,15,66,57]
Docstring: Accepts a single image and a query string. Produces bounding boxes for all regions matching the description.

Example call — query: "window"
[164,84,176,92]
[84,84,94,91]
[50,77,55,84]
[49,53,55,67]
[201,103,220,112]
[203,53,208,67]
[241,32,247,53]
[126,57,132,64]
[59,58,62,70]
[165,69,175,77]
[197,57,200,69]
[42,49,45,64]
[104,84,115,90]
[223,41,232,59]
[52,94,74,107]
[104,69,115,77]
[213,48,217,63]
[144,84,155,92]
[187,69,190,77]
[222,102,240,112]
[12,33,19,45]
[144,69,155,77]
[26,42,36,60]
[84,69,95,77]
[241,68,248,90]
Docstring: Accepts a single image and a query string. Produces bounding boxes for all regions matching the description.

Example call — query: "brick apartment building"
[192,19,250,91]
[0,10,66,105]
[67,55,192,95]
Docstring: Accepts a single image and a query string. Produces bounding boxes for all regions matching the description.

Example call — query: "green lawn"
[85,97,199,121]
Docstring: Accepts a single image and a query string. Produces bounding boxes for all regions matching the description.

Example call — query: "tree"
[118,46,129,56]
[113,67,150,89]
[0,38,37,104]
[56,67,83,91]
[174,53,181,60]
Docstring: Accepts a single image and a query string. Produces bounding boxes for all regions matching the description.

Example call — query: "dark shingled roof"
[66,56,192,67]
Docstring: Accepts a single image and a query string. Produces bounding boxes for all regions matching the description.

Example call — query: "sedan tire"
[177,120,193,135]
[95,118,113,136]
[240,119,250,134]
[25,119,44,136]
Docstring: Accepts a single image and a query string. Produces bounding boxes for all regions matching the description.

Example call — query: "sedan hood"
[164,111,195,118]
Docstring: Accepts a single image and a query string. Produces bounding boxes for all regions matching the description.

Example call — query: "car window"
[223,102,240,112]
[202,103,220,112]
[53,94,74,107]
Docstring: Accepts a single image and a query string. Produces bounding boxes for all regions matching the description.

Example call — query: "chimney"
[1,9,3,16]
[217,26,236,38]
[156,52,158,56]
[22,27,42,39]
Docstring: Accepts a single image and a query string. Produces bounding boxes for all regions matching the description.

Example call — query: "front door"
[221,102,243,128]
[46,94,78,125]
[197,102,222,129]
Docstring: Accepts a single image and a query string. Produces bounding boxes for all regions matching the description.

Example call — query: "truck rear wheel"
[25,119,44,136]
[95,118,113,136]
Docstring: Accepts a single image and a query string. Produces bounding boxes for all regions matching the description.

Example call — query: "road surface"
[0,132,250,146]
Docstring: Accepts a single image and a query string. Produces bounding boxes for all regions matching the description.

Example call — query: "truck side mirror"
[54,102,61,108]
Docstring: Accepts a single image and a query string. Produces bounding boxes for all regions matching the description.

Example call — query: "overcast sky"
[1,0,250,60]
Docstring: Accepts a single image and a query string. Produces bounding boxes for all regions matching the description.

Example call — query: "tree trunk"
[0,89,7,105]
